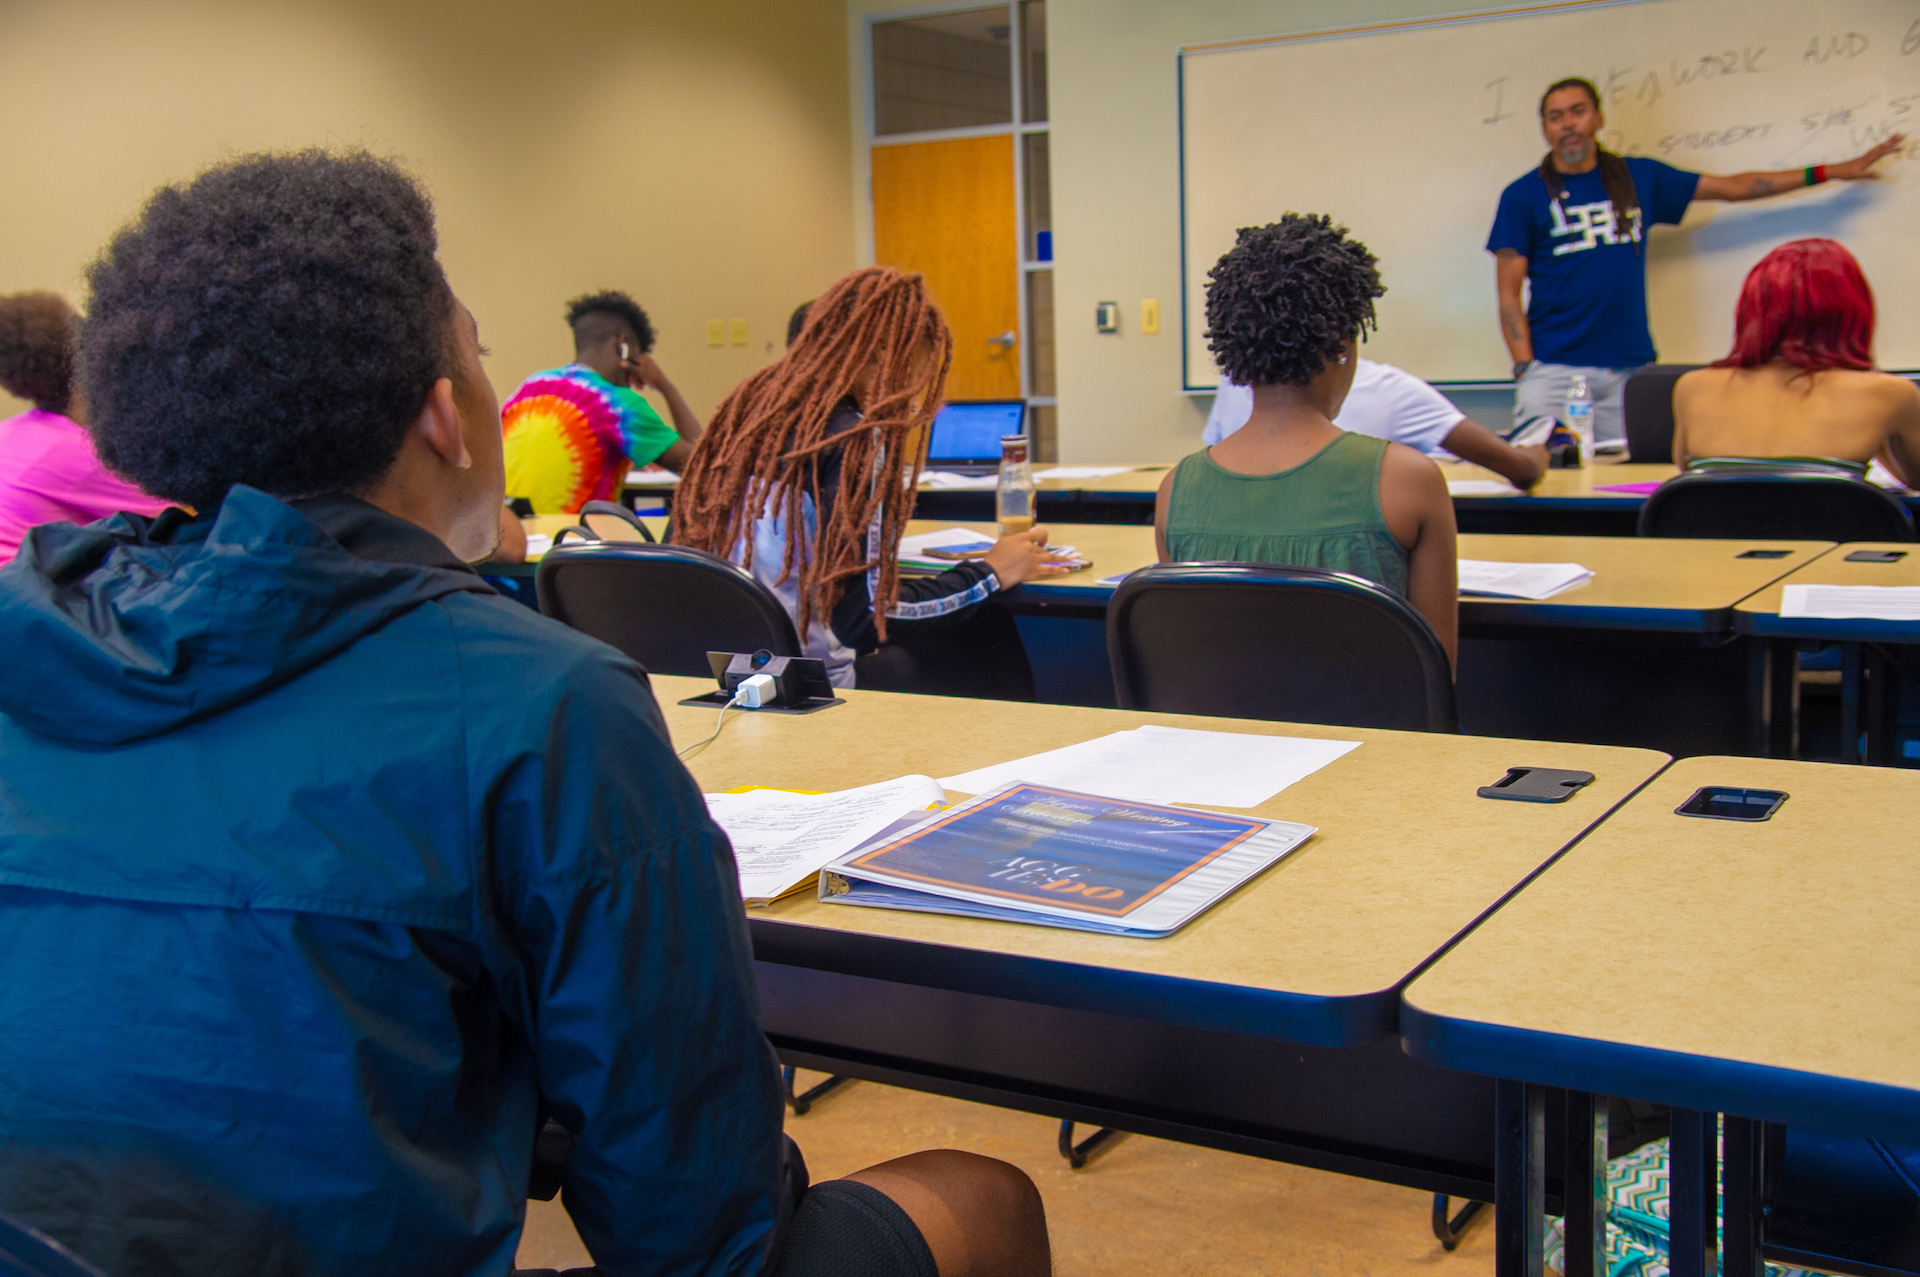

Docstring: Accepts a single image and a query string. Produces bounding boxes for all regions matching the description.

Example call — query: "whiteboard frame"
[1175,0,1650,391]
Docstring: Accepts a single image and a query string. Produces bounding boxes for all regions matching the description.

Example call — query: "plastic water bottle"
[996,434,1036,536]
[1564,374,1594,465]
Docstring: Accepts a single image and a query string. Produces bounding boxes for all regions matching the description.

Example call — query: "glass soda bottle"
[1564,374,1594,465]
[996,434,1036,537]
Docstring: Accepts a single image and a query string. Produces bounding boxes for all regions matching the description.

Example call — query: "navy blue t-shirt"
[1486,157,1700,368]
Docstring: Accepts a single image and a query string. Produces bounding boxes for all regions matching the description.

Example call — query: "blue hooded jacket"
[0,488,784,1277]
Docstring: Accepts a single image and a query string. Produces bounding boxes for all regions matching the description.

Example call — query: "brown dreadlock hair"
[672,266,952,640]
[1537,77,1641,256]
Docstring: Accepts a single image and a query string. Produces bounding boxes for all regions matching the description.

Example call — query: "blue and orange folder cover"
[819,782,1315,938]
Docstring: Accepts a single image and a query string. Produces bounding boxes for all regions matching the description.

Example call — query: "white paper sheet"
[625,469,680,485]
[1780,584,1920,621]
[705,774,947,904]
[1032,466,1134,480]
[524,533,553,559]
[918,471,998,490]
[1868,458,1910,491]
[1447,480,1522,496]
[938,726,1360,808]
[1457,559,1594,600]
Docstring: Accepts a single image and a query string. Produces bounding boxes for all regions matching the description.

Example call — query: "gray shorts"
[1513,362,1640,445]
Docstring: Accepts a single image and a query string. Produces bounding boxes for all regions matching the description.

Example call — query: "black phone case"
[1478,766,1596,803]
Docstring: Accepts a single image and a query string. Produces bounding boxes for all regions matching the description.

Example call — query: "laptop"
[926,400,1027,474]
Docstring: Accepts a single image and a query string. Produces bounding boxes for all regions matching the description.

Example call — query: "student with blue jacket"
[0,150,1047,1277]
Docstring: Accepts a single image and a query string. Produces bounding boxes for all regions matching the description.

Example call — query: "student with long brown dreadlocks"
[673,266,1071,689]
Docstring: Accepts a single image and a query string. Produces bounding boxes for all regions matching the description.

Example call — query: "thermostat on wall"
[1095,301,1120,333]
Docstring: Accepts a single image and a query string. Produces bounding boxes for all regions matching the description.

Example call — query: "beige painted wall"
[0,0,854,422]
[1046,0,1543,461]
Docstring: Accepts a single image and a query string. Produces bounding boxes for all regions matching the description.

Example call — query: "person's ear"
[414,377,473,471]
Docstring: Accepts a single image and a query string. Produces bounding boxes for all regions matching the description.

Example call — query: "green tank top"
[1165,432,1409,597]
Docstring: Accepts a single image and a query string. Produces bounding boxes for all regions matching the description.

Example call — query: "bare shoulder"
[1380,440,1447,491]
[1673,366,1730,405]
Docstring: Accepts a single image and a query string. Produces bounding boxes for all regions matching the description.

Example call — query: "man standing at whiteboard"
[1488,76,1902,447]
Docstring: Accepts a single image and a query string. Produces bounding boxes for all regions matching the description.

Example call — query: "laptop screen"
[928,401,1026,464]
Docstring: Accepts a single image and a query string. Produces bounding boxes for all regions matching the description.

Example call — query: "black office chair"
[578,499,657,542]
[1638,467,1916,541]
[1108,564,1457,732]
[0,1212,107,1277]
[536,542,802,676]
[1622,364,1703,463]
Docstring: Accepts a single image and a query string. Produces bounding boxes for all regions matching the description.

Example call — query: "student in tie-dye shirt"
[501,291,703,514]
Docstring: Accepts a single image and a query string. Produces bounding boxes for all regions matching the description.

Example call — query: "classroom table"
[1401,755,1920,1277]
[910,463,1172,525]
[912,520,1828,755]
[1442,460,1676,537]
[655,672,1667,1213]
[1734,542,1920,764]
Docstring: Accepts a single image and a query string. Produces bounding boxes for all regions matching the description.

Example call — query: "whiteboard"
[1179,0,1920,387]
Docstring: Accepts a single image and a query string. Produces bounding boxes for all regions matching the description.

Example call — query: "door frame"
[852,2,1054,418]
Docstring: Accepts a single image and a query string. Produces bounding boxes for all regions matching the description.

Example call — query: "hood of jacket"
[0,486,493,746]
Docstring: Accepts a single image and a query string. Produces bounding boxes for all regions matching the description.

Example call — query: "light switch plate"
[730,318,748,347]
[1095,301,1120,333]
[1141,299,1160,334]
[706,319,725,348]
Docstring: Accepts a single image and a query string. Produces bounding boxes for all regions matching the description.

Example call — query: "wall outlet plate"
[1141,298,1160,334]
[1095,301,1120,333]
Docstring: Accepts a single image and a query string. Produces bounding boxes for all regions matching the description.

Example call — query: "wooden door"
[871,134,1019,399]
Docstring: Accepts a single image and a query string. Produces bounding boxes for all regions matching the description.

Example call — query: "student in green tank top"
[1154,216,1460,663]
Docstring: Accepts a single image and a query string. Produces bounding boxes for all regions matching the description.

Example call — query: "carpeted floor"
[516,1071,1496,1274]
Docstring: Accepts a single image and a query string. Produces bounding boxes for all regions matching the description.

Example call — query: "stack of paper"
[524,533,554,559]
[820,781,1315,938]
[1446,480,1521,496]
[939,725,1360,808]
[1457,559,1593,600]
[625,469,680,485]
[918,471,998,490]
[703,774,947,905]
[1780,585,1920,621]
[1032,465,1134,480]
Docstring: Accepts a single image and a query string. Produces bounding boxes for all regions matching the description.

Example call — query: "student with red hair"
[1673,239,1920,482]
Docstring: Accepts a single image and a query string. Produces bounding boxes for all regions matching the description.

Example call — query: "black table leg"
[1841,642,1863,764]
[1496,1078,1544,1277]
[1865,645,1893,766]
[1562,1091,1608,1277]
[1747,639,1797,758]
[1669,1108,1719,1277]
[1722,1115,1764,1277]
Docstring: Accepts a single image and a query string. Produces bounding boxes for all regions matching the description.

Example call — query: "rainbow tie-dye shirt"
[501,364,678,514]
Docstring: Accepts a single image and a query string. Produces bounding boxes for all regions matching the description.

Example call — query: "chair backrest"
[1107,564,1458,732]
[1622,364,1703,463]
[1638,467,1916,541]
[536,542,803,676]
[0,1213,108,1277]
[579,500,656,543]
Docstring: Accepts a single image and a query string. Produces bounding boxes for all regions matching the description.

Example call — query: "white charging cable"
[677,673,777,759]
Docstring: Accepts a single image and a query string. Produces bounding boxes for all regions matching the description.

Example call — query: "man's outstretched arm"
[1695,135,1906,201]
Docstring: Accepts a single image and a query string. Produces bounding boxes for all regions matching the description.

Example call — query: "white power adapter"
[734,673,778,709]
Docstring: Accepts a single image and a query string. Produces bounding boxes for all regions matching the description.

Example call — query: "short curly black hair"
[1204,215,1384,387]
[567,291,655,354]
[0,292,77,413]
[80,149,454,510]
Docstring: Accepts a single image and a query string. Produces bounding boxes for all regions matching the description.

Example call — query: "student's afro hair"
[79,149,454,511]
[0,291,77,413]
[567,290,655,354]
[1204,215,1384,388]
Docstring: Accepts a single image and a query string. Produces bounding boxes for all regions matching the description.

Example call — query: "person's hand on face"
[982,525,1077,588]
[621,352,668,392]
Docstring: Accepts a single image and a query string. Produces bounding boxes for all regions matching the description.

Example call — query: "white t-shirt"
[1202,359,1465,452]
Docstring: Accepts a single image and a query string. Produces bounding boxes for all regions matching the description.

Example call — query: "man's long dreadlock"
[672,266,952,640]
[1537,77,1642,256]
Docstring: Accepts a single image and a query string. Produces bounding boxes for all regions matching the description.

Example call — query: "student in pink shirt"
[0,291,169,560]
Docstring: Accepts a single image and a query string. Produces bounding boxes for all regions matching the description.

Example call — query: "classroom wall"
[0,0,854,423]
[1045,0,1539,461]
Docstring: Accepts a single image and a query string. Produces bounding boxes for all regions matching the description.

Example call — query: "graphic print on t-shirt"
[1548,199,1643,256]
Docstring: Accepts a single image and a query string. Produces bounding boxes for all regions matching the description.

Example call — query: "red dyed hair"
[1716,238,1875,372]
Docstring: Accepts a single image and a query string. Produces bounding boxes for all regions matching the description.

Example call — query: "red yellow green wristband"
[1805,164,1829,186]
